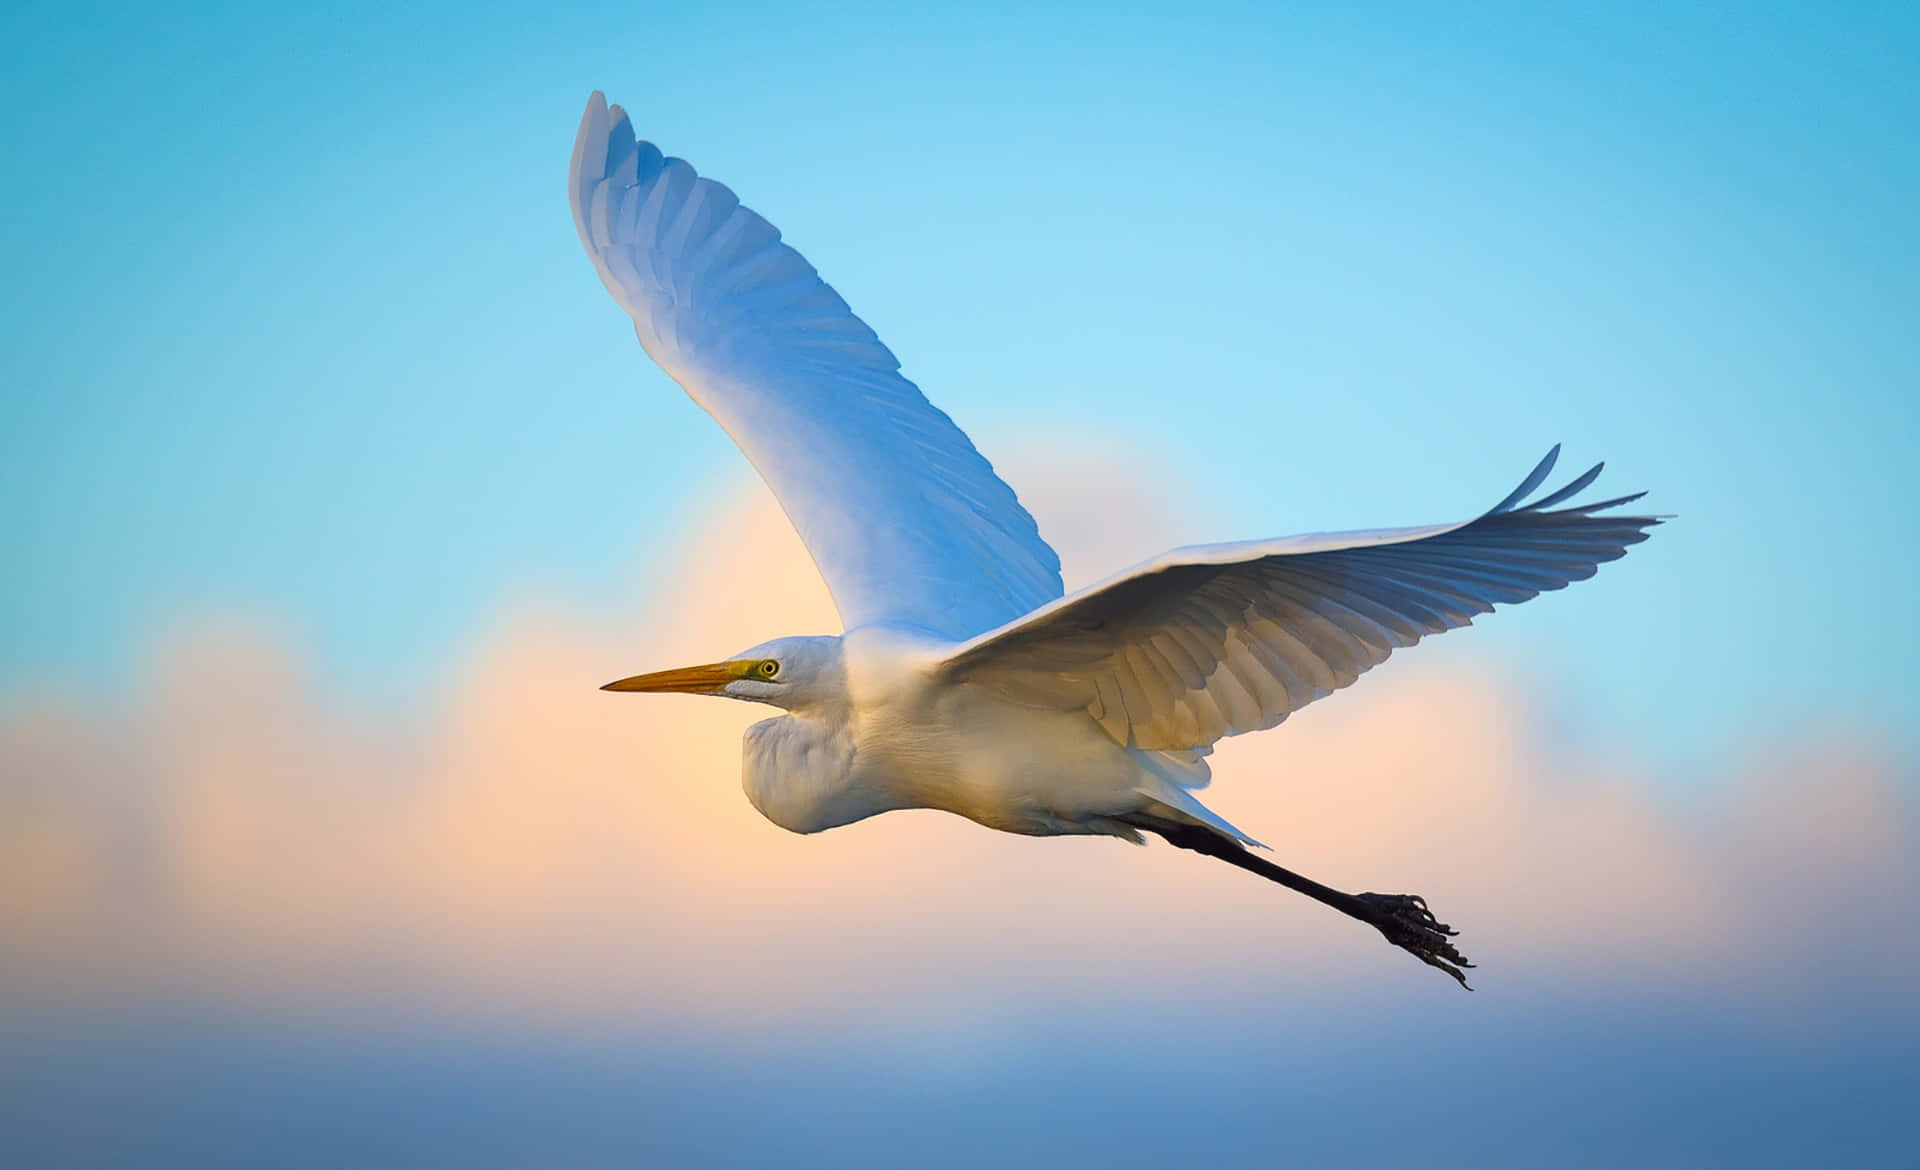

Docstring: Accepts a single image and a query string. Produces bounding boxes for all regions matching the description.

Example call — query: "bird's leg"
[1132,818,1475,990]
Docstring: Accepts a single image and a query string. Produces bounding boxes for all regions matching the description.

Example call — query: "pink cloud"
[1,460,1913,1035]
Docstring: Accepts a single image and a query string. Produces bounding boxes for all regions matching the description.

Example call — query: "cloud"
[5,451,1917,1168]
[3,452,1913,1046]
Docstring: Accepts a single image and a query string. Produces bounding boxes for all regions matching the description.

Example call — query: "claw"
[1355,892,1475,990]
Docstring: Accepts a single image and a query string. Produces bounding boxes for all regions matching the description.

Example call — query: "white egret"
[572,92,1659,987]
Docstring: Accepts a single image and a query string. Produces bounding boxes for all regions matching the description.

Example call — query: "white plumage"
[572,92,1660,986]
[570,93,1061,643]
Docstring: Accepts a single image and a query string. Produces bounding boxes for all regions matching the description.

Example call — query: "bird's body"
[570,91,1661,986]
[736,629,1226,843]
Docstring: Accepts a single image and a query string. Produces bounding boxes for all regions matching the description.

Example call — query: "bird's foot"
[1353,892,1474,990]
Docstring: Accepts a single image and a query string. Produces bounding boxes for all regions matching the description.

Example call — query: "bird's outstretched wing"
[939,447,1660,751]
[570,93,1062,640]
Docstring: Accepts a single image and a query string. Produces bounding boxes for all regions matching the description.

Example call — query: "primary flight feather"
[571,92,1660,988]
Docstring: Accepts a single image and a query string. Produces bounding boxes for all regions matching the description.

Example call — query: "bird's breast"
[741,712,893,835]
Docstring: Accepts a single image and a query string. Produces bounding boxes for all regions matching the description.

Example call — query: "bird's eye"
[758,660,779,678]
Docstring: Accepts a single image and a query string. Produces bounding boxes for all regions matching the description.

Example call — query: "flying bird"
[570,92,1659,988]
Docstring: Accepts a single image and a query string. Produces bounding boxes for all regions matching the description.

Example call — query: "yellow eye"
[757,660,779,679]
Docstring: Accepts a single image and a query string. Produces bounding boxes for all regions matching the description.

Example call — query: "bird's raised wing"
[570,93,1062,640]
[939,447,1660,751]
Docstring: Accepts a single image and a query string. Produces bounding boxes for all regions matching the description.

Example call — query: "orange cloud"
[1,460,1913,1036]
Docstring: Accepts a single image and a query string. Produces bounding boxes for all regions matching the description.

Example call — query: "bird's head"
[600,635,843,712]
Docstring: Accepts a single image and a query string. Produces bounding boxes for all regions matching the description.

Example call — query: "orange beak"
[600,661,740,694]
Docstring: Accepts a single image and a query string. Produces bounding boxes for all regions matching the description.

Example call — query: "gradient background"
[4,2,1916,1166]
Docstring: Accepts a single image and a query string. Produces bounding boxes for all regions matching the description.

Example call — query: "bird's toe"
[1354,891,1475,990]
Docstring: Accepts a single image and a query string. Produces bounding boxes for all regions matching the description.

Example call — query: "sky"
[3,1,1918,1166]
[3,0,1916,765]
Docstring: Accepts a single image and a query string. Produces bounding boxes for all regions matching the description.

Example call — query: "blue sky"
[3,7,1919,1162]
[4,0,1916,770]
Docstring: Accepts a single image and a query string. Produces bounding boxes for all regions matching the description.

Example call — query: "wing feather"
[571,93,1062,639]
[941,450,1662,750]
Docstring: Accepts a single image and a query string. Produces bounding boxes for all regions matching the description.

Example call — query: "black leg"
[1133,817,1475,989]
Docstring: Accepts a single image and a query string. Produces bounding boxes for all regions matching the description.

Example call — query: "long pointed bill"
[600,661,740,694]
